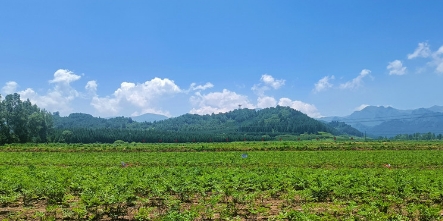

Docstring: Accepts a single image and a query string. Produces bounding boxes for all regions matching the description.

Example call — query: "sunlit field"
[1,141,443,220]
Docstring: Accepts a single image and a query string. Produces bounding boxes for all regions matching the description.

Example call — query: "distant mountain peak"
[131,113,168,122]
[428,105,443,113]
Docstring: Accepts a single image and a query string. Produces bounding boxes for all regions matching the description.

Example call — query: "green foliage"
[1,142,443,219]
[50,106,361,143]
[0,93,52,145]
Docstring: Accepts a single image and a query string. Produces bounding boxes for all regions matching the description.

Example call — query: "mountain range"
[320,105,443,137]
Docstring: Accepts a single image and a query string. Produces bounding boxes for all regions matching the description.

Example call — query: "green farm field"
[1,141,443,220]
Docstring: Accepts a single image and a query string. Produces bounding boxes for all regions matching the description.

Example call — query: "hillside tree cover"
[52,106,363,143]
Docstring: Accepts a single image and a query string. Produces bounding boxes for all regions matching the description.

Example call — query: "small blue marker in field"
[241,153,248,158]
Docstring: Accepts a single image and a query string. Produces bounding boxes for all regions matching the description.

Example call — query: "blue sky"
[1,1,443,118]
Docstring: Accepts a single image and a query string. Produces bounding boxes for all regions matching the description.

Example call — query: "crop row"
[2,140,443,152]
[1,150,443,169]
[1,166,443,220]
[1,149,443,220]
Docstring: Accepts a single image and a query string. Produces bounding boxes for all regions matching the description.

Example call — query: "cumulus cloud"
[261,74,285,89]
[278,98,322,118]
[339,69,371,89]
[189,73,322,118]
[4,70,325,119]
[21,87,78,113]
[91,96,120,115]
[49,69,81,84]
[85,80,98,93]
[256,96,277,109]
[1,81,18,95]
[115,78,180,106]
[12,69,82,114]
[408,42,431,59]
[252,74,285,96]
[91,77,181,117]
[189,89,254,115]
[387,60,406,75]
[189,89,322,118]
[313,75,334,93]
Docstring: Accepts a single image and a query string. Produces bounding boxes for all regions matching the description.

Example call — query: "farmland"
[1,141,443,220]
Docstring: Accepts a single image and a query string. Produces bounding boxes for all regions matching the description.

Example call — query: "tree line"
[391,132,443,141]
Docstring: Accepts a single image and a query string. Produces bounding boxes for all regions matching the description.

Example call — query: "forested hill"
[144,106,347,136]
[52,106,362,143]
[52,112,142,129]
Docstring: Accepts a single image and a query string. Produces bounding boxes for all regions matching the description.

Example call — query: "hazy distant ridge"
[131,113,168,122]
[320,106,443,137]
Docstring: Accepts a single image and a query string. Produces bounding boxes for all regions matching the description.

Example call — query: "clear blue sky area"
[1,1,443,118]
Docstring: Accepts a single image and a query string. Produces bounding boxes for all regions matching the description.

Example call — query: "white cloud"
[115,78,181,106]
[408,42,431,59]
[189,106,228,115]
[261,74,285,89]
[387,60,406,75]
[0,75,181,117]
[49,69,81,84]
[256,96,277,109]
[252,74,285,96]
[91,77,181,117]
[278,98,322,118]
[355,104,369,111]
[189,89,254,115]
[1,81,18,95]
[91,96,121,115]
[406,43,443,74]
[431,45,443,74]
[85,80,98,93]
[313,75,334,93]
[2,70,325,119]
[190,82,214,91]
[19,87,79,114]
[189,72,321,119]
[251,84,267,96]
[339,69,371,89]
[11,69,82,114]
